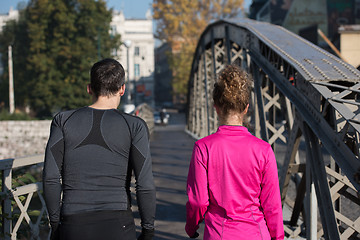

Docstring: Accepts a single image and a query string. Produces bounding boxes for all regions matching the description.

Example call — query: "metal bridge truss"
[187,19,360,239]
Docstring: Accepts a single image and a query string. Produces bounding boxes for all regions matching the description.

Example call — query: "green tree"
[153,0,244,102]
[0,0,120,117]
[0,7,30,111]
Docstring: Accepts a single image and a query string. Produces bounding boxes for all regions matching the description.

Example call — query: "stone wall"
[0,120,51,159]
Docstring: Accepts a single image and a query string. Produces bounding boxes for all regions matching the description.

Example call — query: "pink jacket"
[185,125,284,240]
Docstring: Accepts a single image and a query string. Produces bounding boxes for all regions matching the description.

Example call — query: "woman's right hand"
[190,232,199,238]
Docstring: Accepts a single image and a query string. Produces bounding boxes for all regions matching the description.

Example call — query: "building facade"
[339,25,360,69]
[249,0,360,41]
[111,10,155,107]
[154,43,173,108]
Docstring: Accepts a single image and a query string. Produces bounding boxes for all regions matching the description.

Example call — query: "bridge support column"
[306,153,318,240]
[303,123,340,240]
[252,63,268,141]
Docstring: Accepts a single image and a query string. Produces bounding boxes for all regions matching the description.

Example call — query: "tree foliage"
[153,0,244,101]
[0,8,30,113]
[0,0,120,117]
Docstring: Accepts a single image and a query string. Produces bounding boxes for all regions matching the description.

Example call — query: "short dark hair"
[90,58,125,98]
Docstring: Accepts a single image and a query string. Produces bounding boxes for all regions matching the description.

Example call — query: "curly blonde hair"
[213,65,251,117]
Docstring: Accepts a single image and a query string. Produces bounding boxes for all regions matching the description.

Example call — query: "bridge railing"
[0,154,47,240]
[0,104,154,239]
[186,18,360,239]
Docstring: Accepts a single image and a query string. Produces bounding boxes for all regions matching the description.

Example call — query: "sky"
[0,0,252,18]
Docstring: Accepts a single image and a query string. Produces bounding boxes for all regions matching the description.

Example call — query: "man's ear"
[87,84,92,95]
[119,84,126,96]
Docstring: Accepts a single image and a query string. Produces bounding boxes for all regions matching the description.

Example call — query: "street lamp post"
[123,40,132,104]
[8,45,14,114]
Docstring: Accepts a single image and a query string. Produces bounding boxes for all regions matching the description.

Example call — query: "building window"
[134,46,140,56]
[134,64,140,77]
[111,48,117,56]
[110,25,117,37]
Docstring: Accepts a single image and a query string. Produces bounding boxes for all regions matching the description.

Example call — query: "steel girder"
[186,19,360,239]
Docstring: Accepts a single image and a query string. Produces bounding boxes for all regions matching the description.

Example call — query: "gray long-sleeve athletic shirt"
[43,107,156,230]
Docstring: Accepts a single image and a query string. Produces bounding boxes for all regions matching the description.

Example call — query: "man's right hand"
[138,228,154,240]
[50,223,60,240]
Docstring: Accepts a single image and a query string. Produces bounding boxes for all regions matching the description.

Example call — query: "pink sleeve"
[260,147,285,240]
[185,143,209,237]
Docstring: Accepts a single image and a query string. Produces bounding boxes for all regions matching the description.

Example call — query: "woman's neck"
[220,113,244,126]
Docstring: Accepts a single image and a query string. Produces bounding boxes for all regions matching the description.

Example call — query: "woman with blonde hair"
[185,65,284,239]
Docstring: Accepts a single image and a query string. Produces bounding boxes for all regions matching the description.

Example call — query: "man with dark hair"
[43,58,156,240]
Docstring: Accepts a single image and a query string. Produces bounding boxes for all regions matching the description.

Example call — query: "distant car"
[154,111,169,125]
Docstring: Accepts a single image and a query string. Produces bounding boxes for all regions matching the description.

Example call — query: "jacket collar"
[216,125,249,134]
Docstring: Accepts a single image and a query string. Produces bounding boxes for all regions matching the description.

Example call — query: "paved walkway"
[133,113,204,239]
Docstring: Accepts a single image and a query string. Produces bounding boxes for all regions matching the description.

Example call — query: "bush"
[0,110,36,120]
